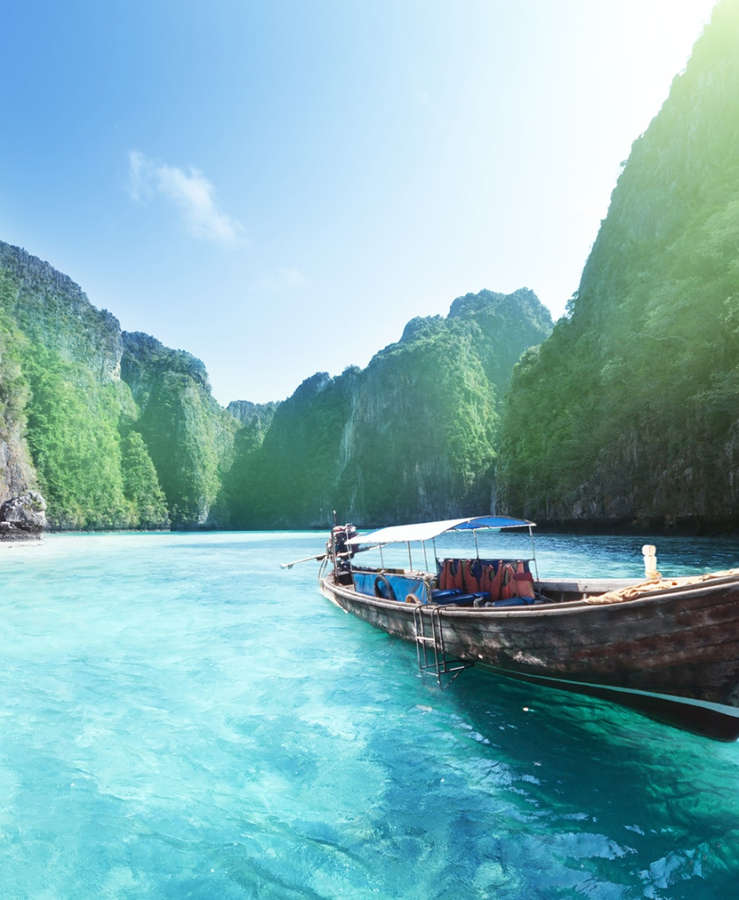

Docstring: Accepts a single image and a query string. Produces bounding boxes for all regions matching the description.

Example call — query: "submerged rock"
[0,491,47,540]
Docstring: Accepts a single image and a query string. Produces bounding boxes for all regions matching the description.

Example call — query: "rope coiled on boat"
[584,568,739,604]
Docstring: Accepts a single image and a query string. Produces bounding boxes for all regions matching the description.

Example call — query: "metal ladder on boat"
[412,604,474,687]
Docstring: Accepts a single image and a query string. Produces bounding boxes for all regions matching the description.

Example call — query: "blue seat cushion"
[493,596,537,607]
[431,589,463,601]
[433,591,486,606]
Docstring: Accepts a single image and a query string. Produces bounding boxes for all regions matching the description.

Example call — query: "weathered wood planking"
[320,575,739,740]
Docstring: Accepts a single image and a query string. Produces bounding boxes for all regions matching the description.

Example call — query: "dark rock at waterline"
[0,491,47,540]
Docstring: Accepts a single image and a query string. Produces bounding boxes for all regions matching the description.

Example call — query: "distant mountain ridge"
[0,239,551,529]
[226,289,552,528]
[226,400,278,433]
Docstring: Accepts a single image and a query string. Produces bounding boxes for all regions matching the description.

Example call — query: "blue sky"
[0,0,715,403]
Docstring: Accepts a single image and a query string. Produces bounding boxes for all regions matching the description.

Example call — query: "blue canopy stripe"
[346,515,535,547]
[451,516,533,530]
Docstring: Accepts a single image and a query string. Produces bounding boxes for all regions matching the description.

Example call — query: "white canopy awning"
[346,515,534,546]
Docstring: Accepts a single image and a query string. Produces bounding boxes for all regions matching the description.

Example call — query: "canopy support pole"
[407,541,413,571]
[432,538,438,572]
[422,540,429,572]
[379,545,385,569]
[529,525,539,583]
[473,529,480,559]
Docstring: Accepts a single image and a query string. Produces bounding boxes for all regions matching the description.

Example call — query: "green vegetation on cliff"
[499,0,739,529]
[0,242,237,529]
[341,322,498,524]
[120,431,169,529]
[122,332,239,528]
[227,371,355,528]
[21,346,131,528]
[6,244,550,532]
[228,289,552,528]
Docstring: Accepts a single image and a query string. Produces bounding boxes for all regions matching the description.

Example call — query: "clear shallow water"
[1,531,738,899]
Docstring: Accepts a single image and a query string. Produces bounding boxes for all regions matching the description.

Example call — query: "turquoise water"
[1,531,738,898]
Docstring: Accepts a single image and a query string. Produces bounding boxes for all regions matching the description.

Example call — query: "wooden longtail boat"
[289,516,739,741]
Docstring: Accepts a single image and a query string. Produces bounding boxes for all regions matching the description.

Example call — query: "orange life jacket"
[462,559,482,593]
[440,559,464,591]
[480,561,503,602]
[500,563,517,600]
[514,560,535,599]
[450,559,464,590]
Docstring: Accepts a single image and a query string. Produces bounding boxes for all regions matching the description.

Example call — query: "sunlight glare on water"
[1,531,738,898]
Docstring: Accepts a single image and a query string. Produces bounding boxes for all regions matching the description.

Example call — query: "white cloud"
[128,150,243,243]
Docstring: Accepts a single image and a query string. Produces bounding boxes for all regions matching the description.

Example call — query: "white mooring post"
[642,544,660,581]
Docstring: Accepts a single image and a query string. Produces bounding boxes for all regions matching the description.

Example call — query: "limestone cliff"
[499,0,739,531]
[0,241,234,529]
[0,243,138,527]
[0,242,121,380]
[226,400,278,434]
[122,332,238,528]
[0,279,36,501]
[0,237,553,530]
[229,289,552,528]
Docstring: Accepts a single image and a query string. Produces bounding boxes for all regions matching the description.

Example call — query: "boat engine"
[330,524,357,585]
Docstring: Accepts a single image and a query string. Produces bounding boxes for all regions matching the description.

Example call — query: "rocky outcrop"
[0,434,34,501]
[0,242,122,381]
[226,399,278,433]
[0,491,46,540]
[0,297,36,502]
[122,331,209,398]
[447,288,554,389]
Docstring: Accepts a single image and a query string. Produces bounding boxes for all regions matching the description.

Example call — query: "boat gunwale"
[321,572,739,618]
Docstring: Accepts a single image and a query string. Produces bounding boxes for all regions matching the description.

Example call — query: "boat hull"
[320,575,739,740]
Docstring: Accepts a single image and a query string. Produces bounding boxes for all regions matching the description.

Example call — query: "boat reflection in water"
[285,516,739,741]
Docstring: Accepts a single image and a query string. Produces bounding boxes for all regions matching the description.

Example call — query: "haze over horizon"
[1,0,715,404]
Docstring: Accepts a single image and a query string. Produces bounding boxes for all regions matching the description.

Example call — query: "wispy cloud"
[128,150,243,243]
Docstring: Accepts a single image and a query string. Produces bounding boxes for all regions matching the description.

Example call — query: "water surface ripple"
[1,531,738,898]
